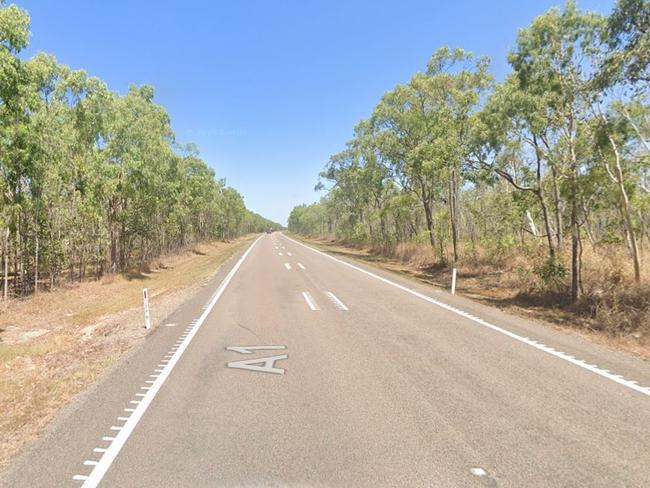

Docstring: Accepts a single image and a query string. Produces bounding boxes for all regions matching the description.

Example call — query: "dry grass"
[299,235,650,361]
[0,236,255,466]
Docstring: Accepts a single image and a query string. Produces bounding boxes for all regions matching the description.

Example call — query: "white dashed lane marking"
[283,234,650,398]
[325,291,349,311]
[302,291,320,311]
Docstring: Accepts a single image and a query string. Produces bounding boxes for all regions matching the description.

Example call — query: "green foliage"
[0,2,278,294]
[290,1,650,300]
[533,257,568,290]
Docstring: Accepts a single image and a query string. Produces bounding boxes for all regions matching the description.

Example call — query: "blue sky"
[19,0,615,225]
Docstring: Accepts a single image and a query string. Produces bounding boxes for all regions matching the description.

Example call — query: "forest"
[289,0,650,332]
[0,2,280,298]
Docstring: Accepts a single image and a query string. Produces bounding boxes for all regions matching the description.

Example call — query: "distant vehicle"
[266,228,273,234]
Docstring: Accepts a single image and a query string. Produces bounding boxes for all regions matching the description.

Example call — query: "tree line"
[0,2,280,298]
[289,0,650,302]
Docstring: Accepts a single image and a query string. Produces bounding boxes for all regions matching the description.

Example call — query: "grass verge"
[0,236,255,466]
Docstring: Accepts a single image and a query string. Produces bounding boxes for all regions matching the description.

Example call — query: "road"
[2,232,650,487]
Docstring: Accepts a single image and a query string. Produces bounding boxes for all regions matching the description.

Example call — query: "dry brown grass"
[0,236,255,466]
[299,235,650,361]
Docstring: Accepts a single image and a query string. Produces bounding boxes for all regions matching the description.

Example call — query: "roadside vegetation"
[289,0,650,345]
[0,2,280,300]
[0,236,254,466]
[0,2,278,466]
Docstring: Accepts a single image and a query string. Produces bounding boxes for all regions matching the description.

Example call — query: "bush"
[533,258,568,290]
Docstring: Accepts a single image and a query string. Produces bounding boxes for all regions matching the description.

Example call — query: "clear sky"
[19,0,615,225]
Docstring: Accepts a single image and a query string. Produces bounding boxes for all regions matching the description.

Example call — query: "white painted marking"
[298,263,305,270]
[287,252,292,256]
[302,291,319,311]
[326,291,349,311]
[283,234,650,398]
[226,345,286,354]
[109,426,122,431]
[79,235,263,488]
[93,448,106,453]
[73,475,89,481]
[278,252,283,256]
[101,437,114,442]
[227,354,288,375]
[164,323,177,327]
[84,461,98,466]
[470,468,487,477]
[117,417,129,421]
[123,408,135,413]
[284,263,291,270]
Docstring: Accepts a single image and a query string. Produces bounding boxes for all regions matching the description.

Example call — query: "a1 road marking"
[226,345,288,375]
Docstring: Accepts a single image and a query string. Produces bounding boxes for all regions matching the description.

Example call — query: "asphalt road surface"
[2,233,650,487]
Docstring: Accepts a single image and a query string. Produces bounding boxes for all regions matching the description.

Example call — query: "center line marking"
[283,234,650,398]
[77,236,263,487]
[298,263,305,270]
[326,291,349,311]
[284,263,292,270]
[302,291,320,311]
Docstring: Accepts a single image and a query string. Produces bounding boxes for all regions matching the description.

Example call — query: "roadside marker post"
[451,268,457,295]
[143,288,151,329]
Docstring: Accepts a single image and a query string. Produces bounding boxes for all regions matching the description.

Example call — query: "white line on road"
[283,234,650,398]
[326,291,349,311]
[279,252,283,256]
[284,263,292,270]
[287,252,292,256]
[302,291,320,311]
[298,263,305,270]
[227,345,286,354]
[77,236,263,487]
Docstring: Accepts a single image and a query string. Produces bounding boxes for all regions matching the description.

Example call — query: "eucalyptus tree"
[0,1,278,298]
[508,0,605,301]
[373,47,491,261]
[476,75,561,259]
[0,1,30,296]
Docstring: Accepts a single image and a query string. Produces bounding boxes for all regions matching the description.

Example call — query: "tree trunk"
[605,128,641,283]
[569,145,581,303]
[448,163,459,263]
[34,233,39,294]
[550,164,563,251]
[3,229,8,300]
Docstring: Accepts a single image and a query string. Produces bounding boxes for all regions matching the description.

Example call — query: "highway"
[2,232,650,487]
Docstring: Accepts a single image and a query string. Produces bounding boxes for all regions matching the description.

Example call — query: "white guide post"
[143,288,151,329]
[451,268,457,295]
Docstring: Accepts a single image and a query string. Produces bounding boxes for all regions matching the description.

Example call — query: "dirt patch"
[0,236,255,466]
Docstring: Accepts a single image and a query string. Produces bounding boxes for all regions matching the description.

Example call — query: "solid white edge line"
[301,291,319,311]
[282,234,650,398]
[80,235,263,488]
[326,291,349,311]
